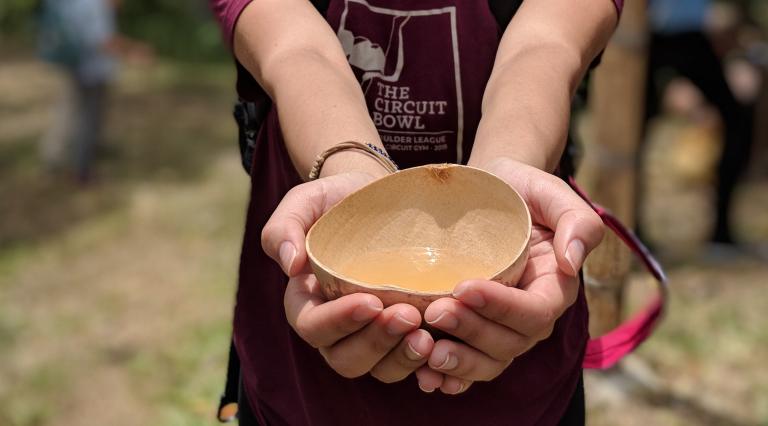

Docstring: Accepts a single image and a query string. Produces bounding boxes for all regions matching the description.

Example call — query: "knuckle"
[483,369,504,382]
[496,341,522,361]
[319,347,332,363]
[589,210,603,227]
[284,185,304,200]
[294,323,320,348]
[459,323,482,345]
[524,340,538,355]
[366,334,395,356]
[450,358,473,379]
[307,183,328,208]
[370,369,403,384]
[537,306,557,330]
[326,353,366,379]
[397,356,423,371]
[569,208,604,245]
[335,367,365,379]
[332,321,357,339]
[480,362,508,382]
[564,288,579,307]
[493,298,514,324]
[584,208,603,227]
[468,356,513,382]
[371,373,390,383]
[475,369,499,382]
[368,369,387,383]
[260,222,276,252]
[595,222,606,243]
[538,325,555,341]
[582,214,605,246]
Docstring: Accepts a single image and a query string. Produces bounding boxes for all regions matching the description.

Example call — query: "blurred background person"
[37,0,150,184]
[642,0,756,246]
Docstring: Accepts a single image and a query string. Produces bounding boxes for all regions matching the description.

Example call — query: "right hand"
[262,172,434,384]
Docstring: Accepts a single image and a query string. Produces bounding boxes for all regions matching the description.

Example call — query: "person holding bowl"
[210,0,615,424]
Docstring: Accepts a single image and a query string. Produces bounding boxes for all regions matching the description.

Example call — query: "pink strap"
[567,177,668,370]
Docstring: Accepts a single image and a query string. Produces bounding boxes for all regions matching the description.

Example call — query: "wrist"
[319,150,393,180]
[468,152,547,173]
[469,110,563,172]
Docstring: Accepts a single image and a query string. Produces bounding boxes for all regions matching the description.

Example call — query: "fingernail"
[387,313,418,336]
[436,353,458,370]
[453,285,485,308]
[405,342,423,361]
[426,311,458,331]
[446,382,465,395]
[418,383,435,393]
[279,241,297,273]
[352,300,382,322]
[565,239,585,274]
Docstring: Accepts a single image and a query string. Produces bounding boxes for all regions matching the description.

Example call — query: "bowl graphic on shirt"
[306,164,532,314]
[337,15,411,83]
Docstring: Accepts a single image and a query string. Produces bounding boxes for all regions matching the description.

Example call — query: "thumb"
[551,205,605,276]
[261,173,374,276]
[261,183,318,277]
[521,174,604,276]
[479,159,605,277]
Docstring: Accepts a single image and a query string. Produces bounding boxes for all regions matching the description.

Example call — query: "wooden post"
[578,0,648,336]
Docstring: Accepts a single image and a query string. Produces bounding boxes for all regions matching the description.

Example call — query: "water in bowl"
[339,247,493,293]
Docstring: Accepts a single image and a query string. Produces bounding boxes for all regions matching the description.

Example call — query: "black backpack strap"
[312,0,331,14]
[234,98,271,174]
[487,0,524,29]
[216,339,241,423]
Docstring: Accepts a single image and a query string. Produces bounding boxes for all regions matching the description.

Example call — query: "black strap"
[312,0,331,14]
[488,0,524,29]
[216,339,242,422]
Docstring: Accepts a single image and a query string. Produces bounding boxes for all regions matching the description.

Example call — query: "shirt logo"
[336,0,464,162]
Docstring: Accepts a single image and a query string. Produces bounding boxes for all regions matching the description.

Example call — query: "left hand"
[262,172,431,384]
[415,157,605,394]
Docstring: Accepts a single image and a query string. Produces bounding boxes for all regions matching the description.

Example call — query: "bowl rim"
[305,164,532,296]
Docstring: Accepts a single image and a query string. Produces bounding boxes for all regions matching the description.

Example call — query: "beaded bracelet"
[308,141,399,181]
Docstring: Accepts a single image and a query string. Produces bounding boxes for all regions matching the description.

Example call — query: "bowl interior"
[306,165,531,293]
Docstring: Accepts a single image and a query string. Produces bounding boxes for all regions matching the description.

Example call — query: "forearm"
[234,1,387,179]
[468,0,617,172]
[259,51,386,178]
[469,44,578,171]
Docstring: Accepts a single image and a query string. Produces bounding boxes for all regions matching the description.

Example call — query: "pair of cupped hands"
[261,158,604,395]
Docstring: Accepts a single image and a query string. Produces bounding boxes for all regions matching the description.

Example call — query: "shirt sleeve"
[614,0,624,16]
[209,0,253,48]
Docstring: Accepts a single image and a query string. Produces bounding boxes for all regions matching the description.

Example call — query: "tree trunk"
[579,0,648,336]
[750,67,768,179]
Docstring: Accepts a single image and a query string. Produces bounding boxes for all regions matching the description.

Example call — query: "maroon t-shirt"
[209,1,620,424]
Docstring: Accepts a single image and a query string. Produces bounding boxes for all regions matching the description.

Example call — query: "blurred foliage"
[117,0,227,61]
[0,0,227,61]
[0,0,39,37]
[750,1,768,30]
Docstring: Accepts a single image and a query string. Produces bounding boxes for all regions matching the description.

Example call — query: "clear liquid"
[339,248,492,292]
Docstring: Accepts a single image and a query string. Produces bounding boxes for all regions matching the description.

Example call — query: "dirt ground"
[0,58,766,425]
[0,58,245,425]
